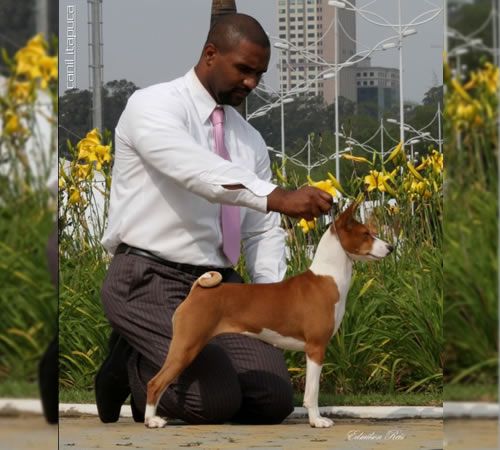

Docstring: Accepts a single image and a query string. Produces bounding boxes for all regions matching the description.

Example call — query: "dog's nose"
[387,244,394,253]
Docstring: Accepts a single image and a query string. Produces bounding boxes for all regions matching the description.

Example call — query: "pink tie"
[210,106,241,265]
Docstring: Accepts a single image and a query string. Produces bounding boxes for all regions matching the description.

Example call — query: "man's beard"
[218,88,250,106]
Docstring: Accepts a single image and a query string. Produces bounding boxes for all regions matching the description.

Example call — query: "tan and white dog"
[144,202,393,428]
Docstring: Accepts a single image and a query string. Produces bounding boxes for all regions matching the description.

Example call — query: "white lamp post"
[274,42,290,179]
[328,0,346,182]
[407,138,421,163]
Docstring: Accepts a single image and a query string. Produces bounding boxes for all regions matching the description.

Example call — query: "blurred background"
[0,0,58,448]
[444,0,499,449]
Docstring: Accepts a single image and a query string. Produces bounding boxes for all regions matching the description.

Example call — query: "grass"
[444,383,498,403]
[443,178,498,385]
[59,245,109,389]
[58,387,441,407]
[59,227,443,395]
[59,165,443,397]
[442,60,498,389]
[284,227,442,396]
[0,188,56,383]
[0,380,40,398]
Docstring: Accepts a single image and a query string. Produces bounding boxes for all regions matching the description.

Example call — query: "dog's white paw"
[310,416,334,428]
[144,415,167,428]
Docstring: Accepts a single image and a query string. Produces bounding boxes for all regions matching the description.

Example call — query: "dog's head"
[333,201,393,261]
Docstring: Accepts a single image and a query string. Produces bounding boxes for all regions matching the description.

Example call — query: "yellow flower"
[408,179,432,199]
[451,78,472,102]
[275,166,287,184]
[14,34,46,79]
[298,218,317,234]
[77,129,111,170]
[39,55,58,88]
[72,163,93,180]
[77,129,101,157]
[341,154,371,164]
[385,140,404,164]
[93,144,112,170]
[13,34,58,88]
[327,172,346,195]
[407,162,424,181]
[456,103,475,120]
[3,110,24,135]
[364,170,396,194]
[9,80,33,103]
[416,150,443,175]
[429,150,443,175]
[307,178,337,197]
[69,186,82,204]
[387,203,399,215]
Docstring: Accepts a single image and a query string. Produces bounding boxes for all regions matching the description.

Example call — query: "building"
[356,61,400,118]
[276,0,357,104]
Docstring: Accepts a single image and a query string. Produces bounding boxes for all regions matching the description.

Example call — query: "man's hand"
[267,186,333,220]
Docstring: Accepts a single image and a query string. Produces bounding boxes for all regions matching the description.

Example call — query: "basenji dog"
[144,201,393,428]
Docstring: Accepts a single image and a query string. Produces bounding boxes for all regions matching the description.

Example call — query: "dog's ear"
[336,201,359,230]
[344,200,360,218]
[366,219,377,235]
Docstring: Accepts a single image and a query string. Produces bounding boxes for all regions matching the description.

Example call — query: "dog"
[144,201,393,428]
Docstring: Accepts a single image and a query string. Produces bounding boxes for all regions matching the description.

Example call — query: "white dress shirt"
[101,68,287,283]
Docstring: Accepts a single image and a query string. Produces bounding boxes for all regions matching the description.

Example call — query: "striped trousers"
[100,252,294,424]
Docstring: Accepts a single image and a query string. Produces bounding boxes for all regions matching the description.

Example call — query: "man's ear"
[204,43,217,66]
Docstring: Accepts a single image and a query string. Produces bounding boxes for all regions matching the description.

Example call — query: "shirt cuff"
[216,186,268,213]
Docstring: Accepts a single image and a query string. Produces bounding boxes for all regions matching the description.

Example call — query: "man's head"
[195,13,270,106]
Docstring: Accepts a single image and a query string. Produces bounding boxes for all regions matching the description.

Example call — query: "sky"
[59,0,443,103]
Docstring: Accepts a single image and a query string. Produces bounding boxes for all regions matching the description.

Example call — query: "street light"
[402,28,417,37]
[396,0,417,156]
[382,42,397,50]
[407,138,420,163]
[328,0,346,182]
[274,42,291,179]
[450,47,468,80]
[274,42,290,51]
[328,0,346,7]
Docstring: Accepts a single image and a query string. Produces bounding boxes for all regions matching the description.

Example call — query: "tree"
[58,89,92,159]
[102,80,139,144]
[59,80,139,159]
[422,86,443,107]
[210,0,237,27]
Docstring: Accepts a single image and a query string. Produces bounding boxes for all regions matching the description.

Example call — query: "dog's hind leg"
[144,311,215,428]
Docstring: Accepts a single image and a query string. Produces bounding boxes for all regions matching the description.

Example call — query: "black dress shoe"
[39,337,58,424]
[130,394,144,422]
[95,331,132,423]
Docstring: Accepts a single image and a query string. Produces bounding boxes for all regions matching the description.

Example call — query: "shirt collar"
[185,67,223,124]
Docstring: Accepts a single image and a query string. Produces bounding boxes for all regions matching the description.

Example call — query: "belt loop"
[125,245,131,255]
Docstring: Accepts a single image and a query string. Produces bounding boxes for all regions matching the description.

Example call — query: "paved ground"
[444,419,498,450]
[57,416,443,449]
[0,416,57,450]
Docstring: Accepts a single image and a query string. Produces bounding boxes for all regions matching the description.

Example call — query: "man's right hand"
[267,186,333,220]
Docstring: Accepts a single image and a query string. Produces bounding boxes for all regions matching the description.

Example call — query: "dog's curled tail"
[190,271,223,292]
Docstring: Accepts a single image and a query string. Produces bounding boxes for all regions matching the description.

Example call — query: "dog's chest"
[311,262,352,336]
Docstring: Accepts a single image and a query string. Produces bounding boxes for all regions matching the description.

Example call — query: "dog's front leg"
[303,352,334,428]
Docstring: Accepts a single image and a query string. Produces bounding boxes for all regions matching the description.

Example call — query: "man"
[97,13,332,425]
